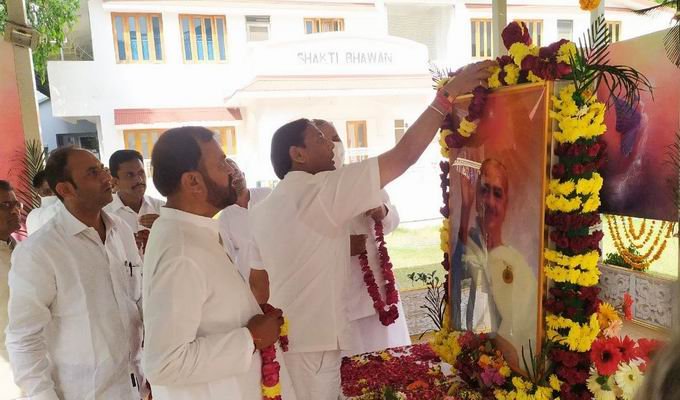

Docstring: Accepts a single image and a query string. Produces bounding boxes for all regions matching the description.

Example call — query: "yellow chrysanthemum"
[549,374,562,391]
[580,0,602,11]
[458,119,478,138]
[557,42,578,64]
[262,383,281,398]
[597,302,620,328]
[527,70,544,83]
[488,66,502,89]
[499,365,512,377]
[503,64,520,85]
[508,43,537,66]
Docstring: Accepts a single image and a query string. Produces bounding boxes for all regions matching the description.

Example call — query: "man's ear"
[55,181,75,200]
[289,146,305,165]
[180,171,205,195]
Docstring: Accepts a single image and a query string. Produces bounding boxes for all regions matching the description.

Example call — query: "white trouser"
[283,351,341,400]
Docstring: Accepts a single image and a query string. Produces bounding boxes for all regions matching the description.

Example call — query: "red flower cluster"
[589,336,665,376]
[501,21,532,49]
[623,293,634,321]
[440,161,451,218]
[545,286,601,321]
[341,344,450,400]
[554,141,607,159]
[550,230,604,254]
[552,140,608,180]
[545,212,601,231]
[552,157,607,179]
[261,345,281,400]
[521,39,573,80]
[358,221,400,326]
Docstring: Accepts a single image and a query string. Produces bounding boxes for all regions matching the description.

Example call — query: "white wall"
[38,100,97,152]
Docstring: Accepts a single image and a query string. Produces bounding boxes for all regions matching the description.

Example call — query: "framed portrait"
[448,82,552,371]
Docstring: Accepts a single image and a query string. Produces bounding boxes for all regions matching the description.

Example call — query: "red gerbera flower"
[615,336,637,363]
[636,338,663,362]
[590,338,623,375]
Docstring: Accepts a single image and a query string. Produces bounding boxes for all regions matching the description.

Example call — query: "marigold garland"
[605,215,674,271]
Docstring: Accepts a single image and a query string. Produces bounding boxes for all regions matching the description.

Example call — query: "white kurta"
[248,158,383,354]
[0,237,22,400]
[142,208,295,400]
[218,187,272,280]
[104,193,165,233]
[6,207,144,400]
[344,191,411,355]
[25,196,61,236]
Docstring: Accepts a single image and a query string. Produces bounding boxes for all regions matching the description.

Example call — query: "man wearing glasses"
[5,147,147,400]
[0,180,23,399]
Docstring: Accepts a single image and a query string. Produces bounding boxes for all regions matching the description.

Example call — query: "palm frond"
[664,24,680,67]
[8,140,46,222]
[631,0,677,16]
[664,130,680,211]
[430,63,454,88]
[591,64,653,109]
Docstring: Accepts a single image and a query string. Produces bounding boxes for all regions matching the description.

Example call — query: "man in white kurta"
[0,181,23,399]
[218,159,272,281]
[104,150,165,253]
[314,120,411,355]
[142,126,295,400]
[6,148,145,400]
[26,170,61,236]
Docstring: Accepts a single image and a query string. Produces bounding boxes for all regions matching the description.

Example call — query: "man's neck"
[236,189,250,209]
[118,191,144,213]
[480,224,503,250]
[0,232,10,243]
[165,197,218,219]
[64,202,105,232]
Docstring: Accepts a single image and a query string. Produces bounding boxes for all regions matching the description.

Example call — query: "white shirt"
[345,190,400,321]
[25,196,61,236]
[6,207,144,400]
[249,158,383,353]
[143,208,295,400]
[104,193,165,233]
[0,237,16,357]
[218,187,272,280]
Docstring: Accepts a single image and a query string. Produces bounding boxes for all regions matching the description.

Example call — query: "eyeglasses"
[0,201,23,212]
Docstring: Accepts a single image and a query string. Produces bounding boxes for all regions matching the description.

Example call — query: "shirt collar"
[109,192,153,214]
[160,207,220,236]
[57,205,117,237]
[40,196,60,208]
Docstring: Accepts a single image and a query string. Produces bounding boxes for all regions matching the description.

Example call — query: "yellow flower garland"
[546,313,600,352]
[430,329,462,365]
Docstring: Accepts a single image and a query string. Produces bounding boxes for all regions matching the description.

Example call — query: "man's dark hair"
[270,118,310,179]
[152,126,215,196]
[109,149,144,178]
[32,170,47,189]
[0,180,13,192]
[44,146,79,201]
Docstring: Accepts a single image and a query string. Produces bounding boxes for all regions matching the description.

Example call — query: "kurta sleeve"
[142,256,255,385]
[6,248,58,400]
[379,190,400,234]
[302,157,383,232]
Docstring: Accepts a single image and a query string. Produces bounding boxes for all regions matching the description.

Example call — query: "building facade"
[45,0,673,220]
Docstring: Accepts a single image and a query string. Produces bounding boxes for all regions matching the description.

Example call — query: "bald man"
[455,158,537,369]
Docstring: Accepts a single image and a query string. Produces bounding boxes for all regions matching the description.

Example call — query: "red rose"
[552,163,566,178]
[572,164,585,175]
[501,21,532,49]
[587,143,601,158]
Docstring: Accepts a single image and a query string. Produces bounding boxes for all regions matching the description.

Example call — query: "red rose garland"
[260,304,289,400]
[358,221,400,326]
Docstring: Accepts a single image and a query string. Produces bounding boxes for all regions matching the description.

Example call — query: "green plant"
[9,139,46,223]
[520,340,554,386]
[0,0,80,82]
[603,245,642,270]
[633,0,680,67]
[407,270,446,337]
[568,16,653,109]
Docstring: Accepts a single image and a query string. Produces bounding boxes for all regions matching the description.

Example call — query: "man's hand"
[442,59,496,98]
[139,214,160,229]
[350,234,367,256]
[134,229,150,252]
[247,308,283,350]
[365,205,388,222]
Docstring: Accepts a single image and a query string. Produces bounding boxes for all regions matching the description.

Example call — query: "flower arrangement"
[341,344,454,400]
[358,221,400,326]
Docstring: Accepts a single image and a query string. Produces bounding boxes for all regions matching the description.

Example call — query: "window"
[607,21,621,43]
[518,19,543,47]
[470,19,493,59]
[112,13,163,63]
[394,119,408,144]
[557,19,573,41]
[123,127,237,160]
[346,120,368,162]
[180,15,227,62]
[304,18,344,34]
[246,16,270,41]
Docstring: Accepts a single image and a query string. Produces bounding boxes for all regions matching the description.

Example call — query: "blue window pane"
[216,19,226,60]
[305,21,313,34]
[193,18,203,60]
[152,17,162,60]
[140,16,149,60]
[115,16,126,60]
[182,17,192,60]
[204,18,214,60]
[129,16,138,60]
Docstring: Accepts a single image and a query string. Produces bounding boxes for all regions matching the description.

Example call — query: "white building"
[46,0,673,220]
